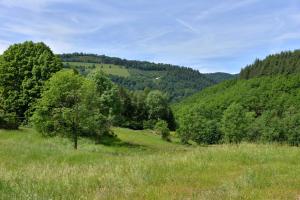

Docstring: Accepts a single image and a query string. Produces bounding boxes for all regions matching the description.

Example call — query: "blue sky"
[0,0,300,73]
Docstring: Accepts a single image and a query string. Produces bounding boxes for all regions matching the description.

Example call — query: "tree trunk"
[72,121,78,150]
[74,133,78,150]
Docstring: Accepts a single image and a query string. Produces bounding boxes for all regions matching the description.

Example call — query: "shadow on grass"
[98,135,147,149]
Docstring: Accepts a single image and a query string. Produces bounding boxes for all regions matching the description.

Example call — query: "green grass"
[64,62,130,77]
[0,128,300,199]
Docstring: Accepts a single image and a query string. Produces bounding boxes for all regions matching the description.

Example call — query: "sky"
[0,0,300,73]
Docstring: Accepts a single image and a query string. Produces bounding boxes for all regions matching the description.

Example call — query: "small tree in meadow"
[154,120,170,141]
[32,70,110,149]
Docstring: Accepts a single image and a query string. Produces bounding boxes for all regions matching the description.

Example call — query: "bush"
[221,103,252,144]
[177,111,221,145]
[283,109,300,146]
[154,120,170,141]
[191,119,221,145]
[259,111,286,143]
[143,119,157,130]
[0,111,19,129]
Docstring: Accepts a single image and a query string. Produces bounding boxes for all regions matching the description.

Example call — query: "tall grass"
[0,128,299,199]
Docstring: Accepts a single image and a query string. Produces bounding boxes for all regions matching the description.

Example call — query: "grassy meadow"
[63,62,130,77]
[0,128,300,199]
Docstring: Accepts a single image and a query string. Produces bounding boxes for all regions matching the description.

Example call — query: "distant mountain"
[240,50,300,79]
[60,53,234,102]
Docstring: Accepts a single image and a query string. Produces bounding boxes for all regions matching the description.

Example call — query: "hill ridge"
[60,53,234,102]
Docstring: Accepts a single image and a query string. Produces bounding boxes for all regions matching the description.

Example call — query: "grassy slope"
[64,62,130,77]
[0,128,300,199]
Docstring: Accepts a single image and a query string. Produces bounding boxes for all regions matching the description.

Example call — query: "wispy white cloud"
[0,0,299,73]
[196,0,259,21]
[0,0,75,11]
[175,18,198,33]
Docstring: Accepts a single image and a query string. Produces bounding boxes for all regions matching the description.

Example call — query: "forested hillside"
[173,74,300,145]
[205,72,237,83]
[60,53,234,102]
[240,50,300,79]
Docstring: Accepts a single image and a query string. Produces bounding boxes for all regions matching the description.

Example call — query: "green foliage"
[258,111,286,143]
[117,88,176,131]
[205,72,237,83]
[117,88,148,130]
[31,70,110,148]
[154,120,170,141]
[146,91,168,120]
[240,50,300,79]
[143,119,157,130]
[220,103,253,144]
[146,90,176,130]
[174,74,300,146]
[0,110,18,129]
[88,69,121,123]
[61,53,234,102]
[0,41,62,128]
[177,109,221,144]
[283,108,300,146]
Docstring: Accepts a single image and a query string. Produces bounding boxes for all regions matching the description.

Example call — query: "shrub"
[259,111,286,143]
[283,109,300,146]
[154,120,170,141]
[221,103,250,144]
[0,111,19,129]
[178,111,221,145]
[143,119,157,130]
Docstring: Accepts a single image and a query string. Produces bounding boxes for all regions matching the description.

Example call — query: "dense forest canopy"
[240,50,300,79]
[173,73,300,146]
[173,49,300,146]
[60,53,234,102]
[0,41,62,128]
[171,49,300,146]
[205,72,238,83]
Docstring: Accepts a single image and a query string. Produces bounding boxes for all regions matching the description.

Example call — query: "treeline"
[61,53,196,71]
[60,53,228,102]
[173,74,300,146]
[118,88,176,130]
[205,72,237,83]
[0,42,175,148]
[240,50,300,79]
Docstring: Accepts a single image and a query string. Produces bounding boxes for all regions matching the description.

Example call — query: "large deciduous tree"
[0,41,62,128]
[31,70,110,149]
